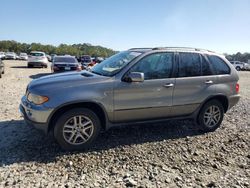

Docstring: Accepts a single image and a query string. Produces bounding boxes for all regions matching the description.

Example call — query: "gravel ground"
[0,60,249,188]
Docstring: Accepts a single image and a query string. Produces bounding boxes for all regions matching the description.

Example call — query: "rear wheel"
[198,100,224,132]
[28,64,33,68]
[54,108,101,151]
[236,66,241,71]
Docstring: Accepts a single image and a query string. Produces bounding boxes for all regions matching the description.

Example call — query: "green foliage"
[0,40,116,57]
[225,52,250,63]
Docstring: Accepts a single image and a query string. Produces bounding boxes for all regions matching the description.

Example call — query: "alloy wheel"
[203,105,221,127]
[63,115,94,145]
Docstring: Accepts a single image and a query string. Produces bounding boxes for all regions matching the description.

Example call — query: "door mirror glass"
[124,72,144,82]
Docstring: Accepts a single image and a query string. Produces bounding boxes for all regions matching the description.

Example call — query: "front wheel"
[236,66,241,71]
[54,108,101,151]
[198,100,224,132]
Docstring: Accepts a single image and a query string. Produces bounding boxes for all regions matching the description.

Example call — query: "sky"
[0,0,250,53]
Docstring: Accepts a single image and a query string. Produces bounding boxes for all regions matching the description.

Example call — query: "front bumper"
[19,96,53,133]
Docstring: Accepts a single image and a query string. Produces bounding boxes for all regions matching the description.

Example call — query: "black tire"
[28,64,33,68]
[54,108,101,151]
[197,100,224,132]
[236,66,241,71]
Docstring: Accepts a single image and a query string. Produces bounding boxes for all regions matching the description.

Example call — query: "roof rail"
[128,48,153,51]
[152,47,215,53]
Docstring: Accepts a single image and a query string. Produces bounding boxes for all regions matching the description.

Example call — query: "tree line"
[0,40,116,58]
[1,40,249,62]
[224,52,250,63]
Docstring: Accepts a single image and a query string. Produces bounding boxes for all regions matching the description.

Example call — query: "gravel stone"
[0,61,249,187]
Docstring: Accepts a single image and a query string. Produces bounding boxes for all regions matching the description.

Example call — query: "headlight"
[27,93,49,105]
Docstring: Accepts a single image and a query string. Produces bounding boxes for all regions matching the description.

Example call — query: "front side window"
[178,53,201,77]
[208,55,230,75]
[129,53,173,80]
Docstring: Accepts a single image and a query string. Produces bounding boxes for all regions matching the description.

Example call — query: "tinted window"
[178,53,201,77]
[54,57,77,63]
[130,53,173,80]
[201,56,213,76]
[30,52,44,57]
[208,56,230,75]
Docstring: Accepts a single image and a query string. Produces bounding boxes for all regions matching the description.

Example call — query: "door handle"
[163,83,174,88]
[205,80,213,84]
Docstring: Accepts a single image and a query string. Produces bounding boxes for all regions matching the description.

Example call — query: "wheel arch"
[47,101,108,133]
[194,95,229,123]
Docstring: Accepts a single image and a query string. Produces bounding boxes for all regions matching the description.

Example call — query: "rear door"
[172,52,217,116]
[114,52,175,122]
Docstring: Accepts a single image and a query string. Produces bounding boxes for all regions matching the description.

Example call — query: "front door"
[114,52,175,122]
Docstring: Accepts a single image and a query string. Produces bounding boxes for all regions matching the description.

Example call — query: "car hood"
[28,71,111,93]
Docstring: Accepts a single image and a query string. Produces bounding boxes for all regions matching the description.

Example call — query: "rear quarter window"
[208,55,230,75]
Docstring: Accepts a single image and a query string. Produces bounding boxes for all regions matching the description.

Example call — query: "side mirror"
[123,72,144,82]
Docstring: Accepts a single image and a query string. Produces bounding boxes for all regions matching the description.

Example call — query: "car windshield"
[54,57,77,63]
[20,53,27,56]
[91,51,142,76]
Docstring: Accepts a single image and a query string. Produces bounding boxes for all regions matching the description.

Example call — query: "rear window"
[30,53,44,57]
[54,57,77,63]
[178,53,201,77]
[208,55,230,75]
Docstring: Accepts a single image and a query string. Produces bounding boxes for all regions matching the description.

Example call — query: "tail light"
[236,83,239,93]
[76,65,82,71]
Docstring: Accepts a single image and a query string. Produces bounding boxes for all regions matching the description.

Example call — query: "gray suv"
[19,47,240,150]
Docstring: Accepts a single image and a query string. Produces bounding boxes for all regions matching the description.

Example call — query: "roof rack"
[152,47,215,53]
[128,48,153,51]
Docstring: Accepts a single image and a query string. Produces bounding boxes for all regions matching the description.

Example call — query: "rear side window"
[178,53,201,77]
[208,56,230,75]
[201,56,213,76]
